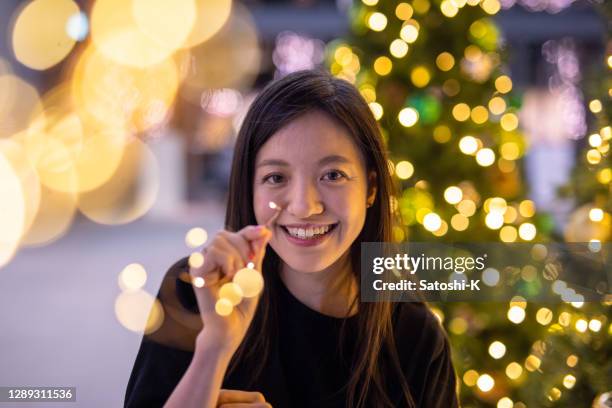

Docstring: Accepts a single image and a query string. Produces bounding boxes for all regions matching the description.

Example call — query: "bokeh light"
[115,290,164,334]
[11,0,79,70]
[118,263,147,291]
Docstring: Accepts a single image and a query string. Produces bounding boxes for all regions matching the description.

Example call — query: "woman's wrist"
[195,331,237,363]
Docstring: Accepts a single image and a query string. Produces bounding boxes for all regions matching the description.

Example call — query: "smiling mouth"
[280,223,339,240]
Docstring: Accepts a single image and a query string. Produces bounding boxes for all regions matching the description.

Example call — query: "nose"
[285,177,324,219]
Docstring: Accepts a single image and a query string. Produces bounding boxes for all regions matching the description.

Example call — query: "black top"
[124,258,459,408]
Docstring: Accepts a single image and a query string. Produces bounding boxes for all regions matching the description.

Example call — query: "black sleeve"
[124,258,203,407]
[124,339,195,407]
[418,332,460,408]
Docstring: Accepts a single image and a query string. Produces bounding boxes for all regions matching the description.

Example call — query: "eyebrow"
[256,154,353,168]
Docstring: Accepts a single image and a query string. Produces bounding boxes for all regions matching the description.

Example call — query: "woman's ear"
[366,171,378,208]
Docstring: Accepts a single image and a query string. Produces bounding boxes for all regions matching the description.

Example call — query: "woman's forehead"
[255,111,365,166]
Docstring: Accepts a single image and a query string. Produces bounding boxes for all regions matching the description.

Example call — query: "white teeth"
[286,225,333,239]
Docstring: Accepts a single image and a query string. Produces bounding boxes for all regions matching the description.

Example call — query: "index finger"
[218,389,266,404]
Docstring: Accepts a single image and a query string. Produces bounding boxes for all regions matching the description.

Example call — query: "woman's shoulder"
[392,302,448,360]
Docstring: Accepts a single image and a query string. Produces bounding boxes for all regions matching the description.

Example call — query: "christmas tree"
[328,0,610,406]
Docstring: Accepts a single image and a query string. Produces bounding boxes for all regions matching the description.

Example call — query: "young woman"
[125,70,459,408]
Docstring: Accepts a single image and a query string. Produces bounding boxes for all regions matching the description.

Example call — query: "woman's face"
[253,110,376,273]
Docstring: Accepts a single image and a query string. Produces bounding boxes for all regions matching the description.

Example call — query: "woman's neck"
[279,253,359,318]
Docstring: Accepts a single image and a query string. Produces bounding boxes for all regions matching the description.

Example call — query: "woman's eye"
[322,170,348,181]
[262,174,284,184]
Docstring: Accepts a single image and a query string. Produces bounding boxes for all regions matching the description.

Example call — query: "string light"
[508,306,526,323]
[477,374,495,392]
[488,341,506,359]
[495,75,513,93]
[452,103,471,121]
[399,107,419,127]
[451,214,470,231]
[367,12,388,32]
[423,212,442,231]
[411,66,431,87]
[395,3,414,20]
[505,362,523,379]
[374,56,392,76]
[476,148,495,166]
[390,39,409,58]
[444,186,463,204]
[436,52,455,71]
[185,227,208,248]
[588,99,602,113]
[395,161,415,179]
[488,96,506,115]
[399,24,419,43]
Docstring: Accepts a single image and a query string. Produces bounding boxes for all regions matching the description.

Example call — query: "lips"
[279,223,338,246]
[280,223,338,238]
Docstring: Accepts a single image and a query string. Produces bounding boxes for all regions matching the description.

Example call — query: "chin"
[281,256,337,274]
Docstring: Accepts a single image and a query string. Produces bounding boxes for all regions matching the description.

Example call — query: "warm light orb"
[436,52,455,71]
[536,307,553,325]
[410,66,431,88]
[368,12,388,32]
[485,212,504,229]
[186,227,208,248]
[219,282,244,306]
[193,276,205,288]
[507,306,525,323]
[505,362,523,379]
[451,214,469,231]
[519,200,536,217]
[215,298,234,316]
[463,369,479,386]
[518,223,536,241]
[488,341,506,359]
[495,75,513,93]
[563,374,576,389]
[399,24,419,43]
[488,96,506,115]
[588,99,602,113]
[11,0,79,70]
[500,113,519,131]
[423,212,442,232]
[188,252,205,269]
[395,161,414,179]
[444,186,463,204]
[459,136,479,155]
[477,374,494,392]
[373,56,392,76]
[476,148,495,166]
[115,290,164,334]
[0,153,26,268]
[399,107,419,127]
[452,103,471,122]
[119,263,147,291]
[390,39,409,58]
[182,0,232,48]
[395,3,414,20]
[132,0,196,52]
[440,0,459,17]
[497,397,513,408]
[233,266,264,297]
[471,105,489,124]
[588,208,604,222]
[78,140,160,225]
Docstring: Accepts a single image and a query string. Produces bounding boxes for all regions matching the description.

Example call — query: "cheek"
[253,187,281,225]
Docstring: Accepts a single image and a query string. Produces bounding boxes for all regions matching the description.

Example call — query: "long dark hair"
[224,70,416,408]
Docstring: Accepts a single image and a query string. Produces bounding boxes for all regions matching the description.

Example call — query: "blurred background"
[0,0,610,406]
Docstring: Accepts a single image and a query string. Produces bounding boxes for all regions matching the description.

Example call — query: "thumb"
[251,228,273,271]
